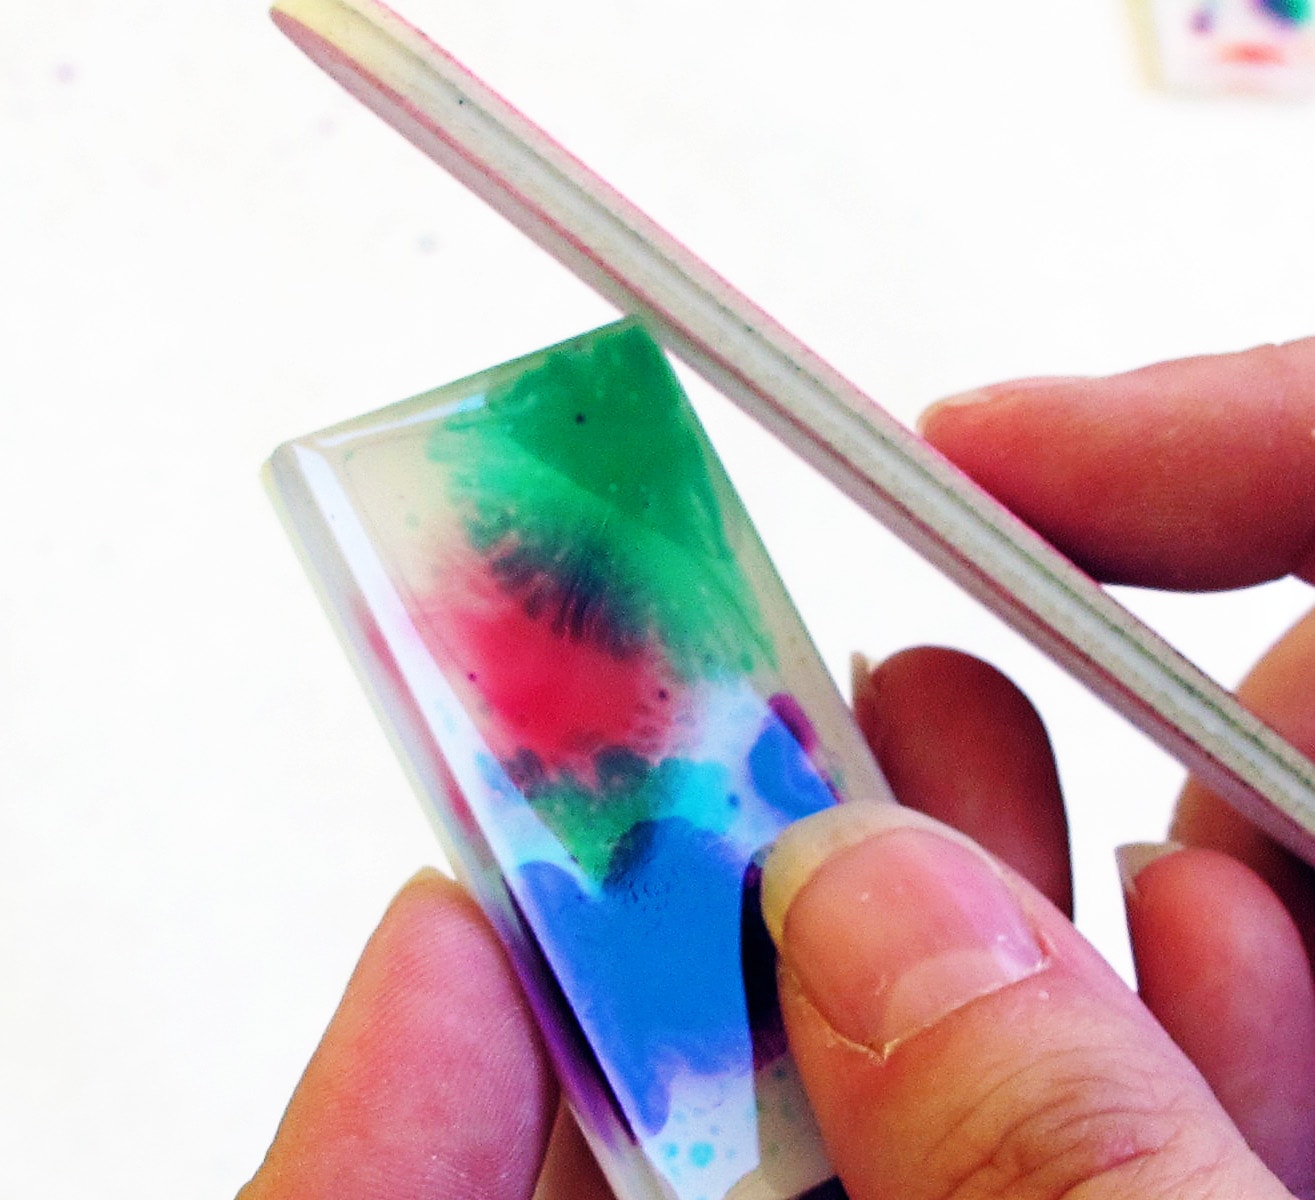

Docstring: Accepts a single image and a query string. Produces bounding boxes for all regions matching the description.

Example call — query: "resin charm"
[266,321,890,1200]
[1144,0,1315,95]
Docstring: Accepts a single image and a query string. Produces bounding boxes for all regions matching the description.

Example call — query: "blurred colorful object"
[1145,0,1315,94]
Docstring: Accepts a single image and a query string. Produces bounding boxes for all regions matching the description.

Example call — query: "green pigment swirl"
[428,321,772,678]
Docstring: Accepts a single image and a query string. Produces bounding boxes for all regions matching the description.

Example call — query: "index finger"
[918,336,1315,591]
[238,869,557,1200]
[919,338,1315,945]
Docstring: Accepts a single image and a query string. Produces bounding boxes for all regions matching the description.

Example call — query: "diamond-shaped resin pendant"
[266,320,891,1200]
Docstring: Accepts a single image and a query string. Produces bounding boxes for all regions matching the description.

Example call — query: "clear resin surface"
[266,321,890,1200]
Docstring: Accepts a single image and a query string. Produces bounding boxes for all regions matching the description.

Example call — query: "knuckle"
[925,1045,1230,1200]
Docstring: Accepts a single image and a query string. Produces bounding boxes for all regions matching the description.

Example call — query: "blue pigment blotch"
[748,711,837,821]
[519,818,750,1133]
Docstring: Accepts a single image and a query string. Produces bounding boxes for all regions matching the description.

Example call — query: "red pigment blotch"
[416,557,676,775]
[1219,41,1287,63]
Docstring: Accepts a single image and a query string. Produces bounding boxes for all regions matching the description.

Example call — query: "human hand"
[764,335,1315,1199]
[238,337,1315,1200]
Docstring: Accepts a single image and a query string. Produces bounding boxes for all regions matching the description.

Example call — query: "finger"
[918,336,1315,590]
[762,804,1289,1200]
[1172,606,1315,961]
[238,869,557,1200]
[1120,844,1315,1196]
[854,646,1072,916]
[531,1103,617,1200]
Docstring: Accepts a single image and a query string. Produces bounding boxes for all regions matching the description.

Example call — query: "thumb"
[762,803,1292,1200]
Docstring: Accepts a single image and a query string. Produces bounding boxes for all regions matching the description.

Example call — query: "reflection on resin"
[266,321,890,1200]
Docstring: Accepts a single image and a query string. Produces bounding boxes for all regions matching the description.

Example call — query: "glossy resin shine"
[267,322,889,1200]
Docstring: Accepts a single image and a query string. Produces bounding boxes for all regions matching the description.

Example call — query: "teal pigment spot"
[1259,0,1310,23]
[690,1143,715,1168]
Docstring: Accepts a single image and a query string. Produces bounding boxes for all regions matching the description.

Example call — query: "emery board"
[270,0,1315,867]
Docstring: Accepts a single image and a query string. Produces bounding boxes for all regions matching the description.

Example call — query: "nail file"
[269,0,1315,865]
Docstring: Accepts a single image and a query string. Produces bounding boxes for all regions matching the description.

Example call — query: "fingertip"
[384,864,493,943]
[388,862,463,913]
[917,343,1315,590]
[855,646,1072,916]
[1114,840,1184,898]
[915,388,992,436]
[242,869,556,1200]
[917,376,1088,438]
[1120,844,1315,1195]
[849,650,878,742]
[770,809,1275,1200]
[765,805,1048,1060]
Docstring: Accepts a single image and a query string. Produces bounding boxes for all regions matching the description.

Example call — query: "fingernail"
[1115,841,1184,899]
[762,804,1047,1057]
[849,650,876,709]
[917,376,1089,434]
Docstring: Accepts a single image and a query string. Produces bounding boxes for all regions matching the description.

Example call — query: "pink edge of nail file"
[269,0,1315,866]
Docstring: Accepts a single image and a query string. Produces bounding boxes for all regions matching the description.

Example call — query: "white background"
[3,2,1313,1195]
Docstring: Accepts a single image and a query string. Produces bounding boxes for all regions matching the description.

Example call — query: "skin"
[239,336,1315,1200]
